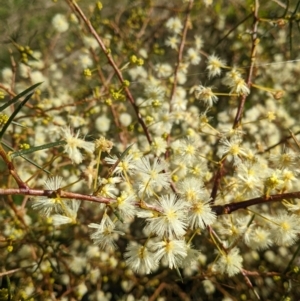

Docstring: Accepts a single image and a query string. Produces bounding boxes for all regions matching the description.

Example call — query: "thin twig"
[66,0,152,144]
[212,190,300,215]
[0,144,29,189]
[169,0,194,110]
[210,0,260,204]
[241,269,261,300]
[233,0,260,128]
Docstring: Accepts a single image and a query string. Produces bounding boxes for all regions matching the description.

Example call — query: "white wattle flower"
[215,247,243,277]
[52,199,81,226]
[188,198,216,229]
[150,239,188,269]
[52,14,69,33]
[206,54,225,78]
[44,176,63,190]
[177,177,204,202]
[186,48,201,65]
[105,153,137,177]
[83,36,99,50]
[270,211,300,246]
[116,192,137,219]
[151,137,168,156]
[176,71,187,84]
[32,177,81,226]
[128,66,148,80]
[95,115,111,132]
[61,127,95,164]
[31,71,48,89]
[31,176,65,216]
[155,63,173,78]
[194,35,204,50]
[88,213,124,250]
[179,243,201,268]
[171,96,187,112]
[246,227,273,250]
[194,85,218,107]
[222,68,250,96]
[75,283,88,299]
[124,242,158,274]
[79,53,93,69]
[165,35,180,49]
[2,67,13,83]
[222,68,242,86]
[145,85,165,102]
[176,138,200,165]
[119,112,132,127]
[145,193,188,239]
[230,78,250,96]
[165,17,183,34]
[218,135,247,164]
[133,157,170,196]
[270,150,298,170]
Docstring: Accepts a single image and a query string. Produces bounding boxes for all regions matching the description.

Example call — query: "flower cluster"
[1,1,300,300]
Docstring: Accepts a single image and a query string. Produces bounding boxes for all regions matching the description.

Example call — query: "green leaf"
[94,143,134,195]
[11,140,66,159]
[118,143,134,160]
[108,143,134,175]
[0,82,42,112]
[175,267,183,282]
[112,208,124,223]
[1,141,51,174]
[11,121,27,128]
[19,156,51,174]
[0,92,35,140]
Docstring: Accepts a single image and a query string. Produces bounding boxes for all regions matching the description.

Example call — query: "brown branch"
[0,187,165,214]
[211,1,260,204]
[66,0,152,144]
[149,282,190,301]
[0,265,35,277]
[212,190,300,215]
[0,144,29,189]
[241,269,261,300]
[169,0,194,109]
[260,130,300,153]
[233,0,260,129]
[3,147,297,217]
[242,269,282,277]
[90,48,127,146]
[0,188,114,204]
[0,188,112,204]
[0,83,16,97]
[210,162,223,204]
